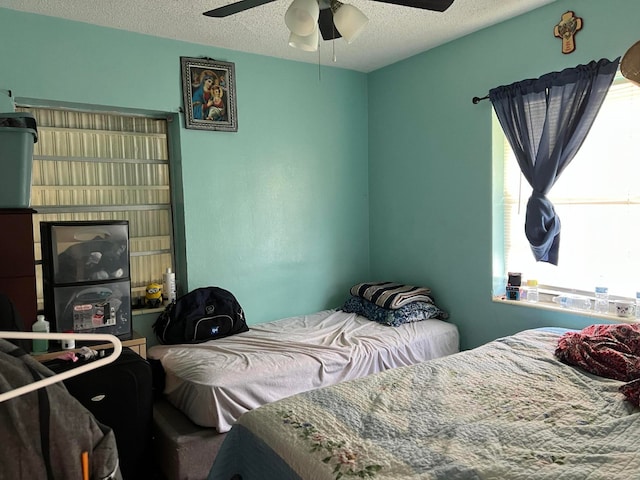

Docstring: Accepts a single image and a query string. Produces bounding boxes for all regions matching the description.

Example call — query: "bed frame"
[153,398,226,480]
[150,307,459,479]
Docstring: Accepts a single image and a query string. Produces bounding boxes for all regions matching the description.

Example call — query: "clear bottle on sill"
[552,295,592,311]
[594,285,609,314]
[519,284,528,301]
[526,279,539,303]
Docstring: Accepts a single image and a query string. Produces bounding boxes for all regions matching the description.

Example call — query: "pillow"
[341,295,449,327]
[349,281,433,309]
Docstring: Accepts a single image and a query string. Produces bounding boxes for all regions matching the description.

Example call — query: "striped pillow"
[349,282,433,310]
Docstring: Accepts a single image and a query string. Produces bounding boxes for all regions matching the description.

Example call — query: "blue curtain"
[489,58,619,265]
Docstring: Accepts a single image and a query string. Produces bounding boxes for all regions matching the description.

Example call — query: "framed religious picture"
[180,56,238,132]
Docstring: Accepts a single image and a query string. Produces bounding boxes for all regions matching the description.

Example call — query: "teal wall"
[2,0,638,350]
[368,0,640,349]
[0,9,370,344]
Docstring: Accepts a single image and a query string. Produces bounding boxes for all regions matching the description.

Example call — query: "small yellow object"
[145,282,163,308]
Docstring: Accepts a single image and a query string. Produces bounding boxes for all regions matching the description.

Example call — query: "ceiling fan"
[204,0,454,49]
[621,40,640,87]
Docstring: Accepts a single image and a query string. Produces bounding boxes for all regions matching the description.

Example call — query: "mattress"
[208,327,640,480]
[147,308,459,432]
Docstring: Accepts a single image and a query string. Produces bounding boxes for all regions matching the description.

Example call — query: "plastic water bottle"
[526,279,539,303]
[31,314,49,353]
[594,285,609,314]
[552,295,592,311]
[636,292,640,320]
[519,285,528,301]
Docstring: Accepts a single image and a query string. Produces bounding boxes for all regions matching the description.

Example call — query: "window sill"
[132,306,164,316]
[492,295,639,324]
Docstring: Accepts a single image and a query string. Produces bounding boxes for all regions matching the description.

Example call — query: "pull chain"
[318,38,321,81]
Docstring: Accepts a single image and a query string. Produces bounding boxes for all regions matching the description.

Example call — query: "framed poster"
[180,56,238,132]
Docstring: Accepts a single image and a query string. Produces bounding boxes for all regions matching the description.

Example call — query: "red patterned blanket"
[555,323,640,406]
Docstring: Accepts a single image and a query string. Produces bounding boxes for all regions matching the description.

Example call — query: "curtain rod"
[472,94,489,104]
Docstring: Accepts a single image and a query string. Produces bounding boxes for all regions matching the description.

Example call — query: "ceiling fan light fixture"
[288,25,319,51]
[621,40,640,87]
[285,0,320,36]
[331,0,368,43]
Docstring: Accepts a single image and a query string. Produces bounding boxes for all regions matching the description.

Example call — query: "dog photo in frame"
[181,56,238,132]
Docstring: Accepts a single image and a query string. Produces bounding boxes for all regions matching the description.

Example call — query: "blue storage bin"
[0,113,38,208]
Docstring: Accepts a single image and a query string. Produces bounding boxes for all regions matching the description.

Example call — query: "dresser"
[0,208,37,329]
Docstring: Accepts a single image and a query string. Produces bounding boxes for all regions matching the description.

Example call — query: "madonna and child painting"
[180,56,238,132]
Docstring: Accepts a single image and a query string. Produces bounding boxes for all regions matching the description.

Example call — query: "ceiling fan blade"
[318,8,341,41]
[370,0,454,12]
[203,0,278,17]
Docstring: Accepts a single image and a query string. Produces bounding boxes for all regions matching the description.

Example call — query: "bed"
[207,324,640,480]
[148,282,459,479]
[148,307,459,432]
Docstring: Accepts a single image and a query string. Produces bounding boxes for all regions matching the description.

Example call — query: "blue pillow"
[341,295,449,327]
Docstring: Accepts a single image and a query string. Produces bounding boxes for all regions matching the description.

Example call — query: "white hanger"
[0,331,122,403]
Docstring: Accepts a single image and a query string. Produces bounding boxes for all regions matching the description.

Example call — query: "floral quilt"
[225,329,640,480]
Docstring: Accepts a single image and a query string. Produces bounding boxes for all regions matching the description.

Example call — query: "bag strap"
[153,302,175,344]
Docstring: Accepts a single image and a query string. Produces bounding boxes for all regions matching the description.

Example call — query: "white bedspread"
[148,309,459,432]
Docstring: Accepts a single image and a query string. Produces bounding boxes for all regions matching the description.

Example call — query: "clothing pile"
[555,323,640,406]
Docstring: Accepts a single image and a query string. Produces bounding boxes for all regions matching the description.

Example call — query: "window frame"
[492,74,640,319]
[16,100,185,312]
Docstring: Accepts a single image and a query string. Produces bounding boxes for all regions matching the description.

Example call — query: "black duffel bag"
[153,286,248,344]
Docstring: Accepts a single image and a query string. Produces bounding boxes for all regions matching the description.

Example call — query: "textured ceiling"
[0,0,557,72]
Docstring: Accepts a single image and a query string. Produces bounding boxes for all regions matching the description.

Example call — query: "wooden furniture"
[0,208,37,330]
[33,331,147,361]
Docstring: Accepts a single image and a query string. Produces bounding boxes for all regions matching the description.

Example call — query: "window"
[500,76,640,298]
[18,106,175,311]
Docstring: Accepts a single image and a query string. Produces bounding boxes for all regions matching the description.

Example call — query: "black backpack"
[152,286,249,344]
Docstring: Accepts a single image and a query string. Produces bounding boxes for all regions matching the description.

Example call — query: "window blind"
[18,106,175,309]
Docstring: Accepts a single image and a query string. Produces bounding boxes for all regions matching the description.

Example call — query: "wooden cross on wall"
[554,11,583,54]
